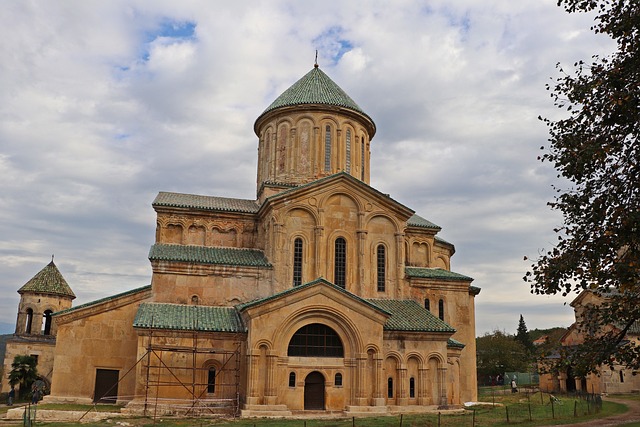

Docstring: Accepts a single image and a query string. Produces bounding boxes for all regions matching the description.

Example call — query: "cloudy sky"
[0,1,615,336]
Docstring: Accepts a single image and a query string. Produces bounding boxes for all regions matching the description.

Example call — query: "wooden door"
[94,369,119,403]
[304,371,325,410]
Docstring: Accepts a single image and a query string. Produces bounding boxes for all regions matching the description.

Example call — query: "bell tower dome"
[254,65,376,201]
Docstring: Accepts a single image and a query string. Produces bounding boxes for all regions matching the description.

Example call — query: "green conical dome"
[256,66,373,124]
[18,260,76,299]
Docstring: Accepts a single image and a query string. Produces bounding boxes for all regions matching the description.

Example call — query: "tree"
[526,0,640,374]
[8,355,38,399]
[476,330,529,381]
[515,314,534,353]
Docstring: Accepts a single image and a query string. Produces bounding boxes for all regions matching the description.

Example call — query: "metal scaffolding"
[140,326,242,418]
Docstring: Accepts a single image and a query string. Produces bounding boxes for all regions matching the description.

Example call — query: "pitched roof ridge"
[18,260,76,299]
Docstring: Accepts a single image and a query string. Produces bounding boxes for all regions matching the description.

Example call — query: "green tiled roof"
[367,299,455,333]
[237,277,390,315]
[149,244,272,268]
[153,192,259,214]
[134,303,246,333]
[405,267,473,282]
[18,261,76,299]
[54,285,151,316]
[407,214,441,230]
[257,67,373,123]
[447,338,466,349]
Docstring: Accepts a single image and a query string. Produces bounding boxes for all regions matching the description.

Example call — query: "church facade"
[7,65,479,415]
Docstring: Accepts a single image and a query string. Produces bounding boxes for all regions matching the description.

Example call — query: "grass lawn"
[5,389,633,427]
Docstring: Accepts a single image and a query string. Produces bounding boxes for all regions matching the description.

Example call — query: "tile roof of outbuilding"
[258,66,372,122]
[149,244,272,268]
[405,267,473,282]
[134,303,246,333]
[153,192,259,214]
[18,261,76,299]
[367,299,456,333]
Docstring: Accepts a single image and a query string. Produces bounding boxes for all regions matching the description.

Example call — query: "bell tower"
[15,259,75,337]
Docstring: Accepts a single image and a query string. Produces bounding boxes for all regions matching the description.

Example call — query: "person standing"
[7,386,15,406]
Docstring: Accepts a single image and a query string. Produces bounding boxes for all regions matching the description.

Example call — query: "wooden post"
[399,413,403,426]
[551,397,555,419]
[472,408,476,427]
[506,406,510,423]
[528,402,532,421]
[438,411,441,427]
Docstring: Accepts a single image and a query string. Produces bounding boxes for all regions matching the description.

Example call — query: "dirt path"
[541,397,640,427]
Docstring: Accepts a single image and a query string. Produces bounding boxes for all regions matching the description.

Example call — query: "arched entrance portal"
[304,372,325,410]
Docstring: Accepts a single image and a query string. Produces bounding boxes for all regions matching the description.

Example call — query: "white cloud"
[0,1,616,336]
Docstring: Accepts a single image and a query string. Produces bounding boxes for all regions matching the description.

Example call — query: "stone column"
[246,352,260,405]
[397,365,408,406]
[418,368,428,405]
[372,356,386,406]
[265,351,278,405]
[356,228,367,295]
[314,225,324,279]
[395,233,404,298]
[355,353,368,406]
[439,367,448,406]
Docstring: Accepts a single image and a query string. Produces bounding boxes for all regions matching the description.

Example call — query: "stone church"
[3,65,480,416]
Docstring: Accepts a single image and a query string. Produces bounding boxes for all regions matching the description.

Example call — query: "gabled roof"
[236,277,389,315]
[54,285,151,316]
[257,66,373,125]
[134,303,246,333]
[261,172,415,219]
[149,244,272,268]
[367,299,455,333]
[237,278,455,334]
[18,261,75,299]
[153,191,259,214]
[405,267,473,282]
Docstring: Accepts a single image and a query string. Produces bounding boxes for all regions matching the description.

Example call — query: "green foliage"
[526,0,640,374]
[515,314,534,353]
[8,354,38,399]
[476,330,529,378]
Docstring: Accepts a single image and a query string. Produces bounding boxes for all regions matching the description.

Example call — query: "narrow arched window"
[207,367,216,394]
[43,310,53,335]
[410,377,416,398]
[377,245,386,292]
[293,238,303,286]
[438,299,445,321]
[346,130,351,173]
[335,373,343,387]
[424,299,430,311]
[387,377,393,398]
[620,370,624,383]
[25,308,33,334]
[324,125,332,172]
[335,237,346,288]
[289,372,296,387]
